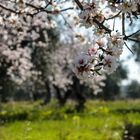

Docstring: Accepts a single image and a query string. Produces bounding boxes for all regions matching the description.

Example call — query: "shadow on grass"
[122,123,140,140]
[0,112,28,125]
[111,108,140,114]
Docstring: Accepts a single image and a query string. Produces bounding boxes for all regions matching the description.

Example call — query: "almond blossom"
[103,55,119,74]
[117,1,137,13]
[0,0,139,94]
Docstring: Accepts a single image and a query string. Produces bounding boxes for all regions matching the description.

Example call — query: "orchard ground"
[0,100,140,140]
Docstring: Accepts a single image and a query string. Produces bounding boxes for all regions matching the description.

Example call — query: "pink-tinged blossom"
[103,55,119,74]
[75,52,92,67]
[8,13,19,25]
[81,75,106,95]
[108,31,124,48]
[118,1,137,13]
[134,0,140,4]
[0,0,139,94]
[78,1,105,28]
[88,47,98,56]
[96,37,107,48]
[79,11,93,28]
[72,52,93,77]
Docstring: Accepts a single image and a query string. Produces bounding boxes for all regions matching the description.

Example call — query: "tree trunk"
[41,81,51,105]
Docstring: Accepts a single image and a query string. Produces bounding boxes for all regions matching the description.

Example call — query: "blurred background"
[0,0,140,140]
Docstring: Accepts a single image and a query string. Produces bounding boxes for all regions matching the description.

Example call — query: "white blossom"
[103,55,119,74]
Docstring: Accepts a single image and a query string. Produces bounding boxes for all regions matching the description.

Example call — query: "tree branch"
[106,11,121,20]
[26,3,74,14]
[74,0,112,34]
[122,13,125,36]
[92,18,112,33]
[74,0,84,10]
[125,29,140,39]
[124,42,134,54]
[123,29,140,43]
[127,37,140,43]
[0,4,20,14]
[0,3,74,16]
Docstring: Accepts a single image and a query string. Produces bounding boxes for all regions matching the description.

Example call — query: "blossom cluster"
[0,0,58,84]
[78,1,105,28]
[108,0,139,13]
[0,0,139,91]
[72,30,124,78]
[0,44,33,84]
[78,0,139,28]
[50,44,106,94]
[71,0,139,79]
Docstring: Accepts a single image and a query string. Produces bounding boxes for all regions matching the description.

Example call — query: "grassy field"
[0,100,140,140]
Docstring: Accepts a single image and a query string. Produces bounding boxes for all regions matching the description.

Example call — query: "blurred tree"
[132,33,140,62]
[98,64,128,100]
[126,80,140,99]
[0,0,139,106]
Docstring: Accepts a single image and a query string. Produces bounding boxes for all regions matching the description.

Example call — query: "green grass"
[0,100,140,140]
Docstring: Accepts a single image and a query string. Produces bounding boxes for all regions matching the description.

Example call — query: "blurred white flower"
[8,13,19,25]
[118,1,137,13]
[103,55,119,74]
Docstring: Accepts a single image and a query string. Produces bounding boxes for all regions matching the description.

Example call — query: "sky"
[110,17,140,85]
[120,44,140,85]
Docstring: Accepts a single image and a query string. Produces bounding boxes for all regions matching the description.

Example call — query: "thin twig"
[124,42,134,54]
[106,11,121,20]
[0,4,20,14]
[60,14,73,30]
[122,13,125,36]
[26,3,74,14]
[127,37,140,43]
[113,18,115,31]
[0,3,74,16]
[123,29,140,42]
[44,1,51,9]
[126,29,140,38]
